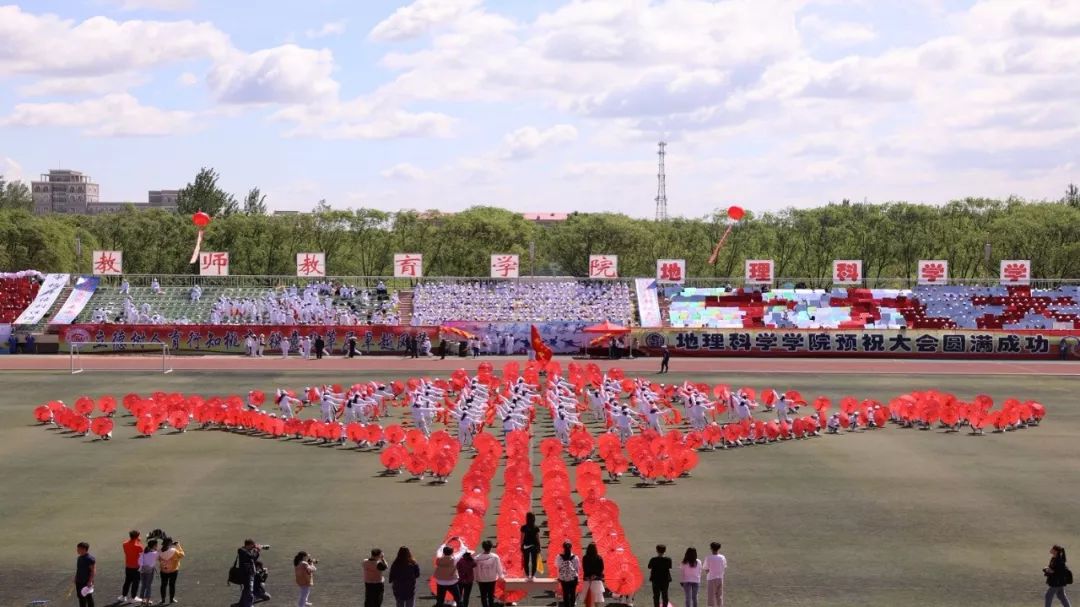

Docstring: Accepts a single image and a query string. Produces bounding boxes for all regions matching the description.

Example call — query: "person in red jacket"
[120,530,143,603]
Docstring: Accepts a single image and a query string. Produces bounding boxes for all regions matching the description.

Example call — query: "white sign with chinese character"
[296,252,326,277]
[832,260,863,285]
[1000,259,1031,285]
[744,259,774,285]
[199,252,230,276]
[92,250,123,275]
[394,253,423,278]
[917,260,949,285]
[656,259,685,284]
[490,254,520,278]
[588,254,618,279]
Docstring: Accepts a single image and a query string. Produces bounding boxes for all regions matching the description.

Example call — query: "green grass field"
[1,368,1077,607]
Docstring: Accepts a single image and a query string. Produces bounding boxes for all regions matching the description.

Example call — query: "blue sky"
[0,0,1076,216]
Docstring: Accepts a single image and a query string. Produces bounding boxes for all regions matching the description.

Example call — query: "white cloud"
[17,73,149,97]
[500,124,578,160]
[305,20,347,39]
[0,93,195,137]
[381,163,429,181]
[208,45,340,104]
[178,72,198,86]
[104,0,195,10]
[369,0,483,42]
[799,14,877,46]
[0,156,25,182]
[0,5,231,77]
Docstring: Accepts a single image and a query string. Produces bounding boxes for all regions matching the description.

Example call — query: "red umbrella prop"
[91,417,114,438]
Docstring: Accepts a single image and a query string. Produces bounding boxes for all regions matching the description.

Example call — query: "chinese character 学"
[590,257,617,278]
[920,263,945,283]
[747,262,771,282]
[298,254,323,276]
[835,262,860,282]
[201,252,228,275]
[492,255,519,277]
[659,262,682,282]
[1002,262,1028,282]
[94,252,120,274]
[396,255,421,277]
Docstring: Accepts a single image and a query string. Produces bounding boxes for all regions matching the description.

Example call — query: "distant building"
[522,212,568,223]
[31,169,177,215]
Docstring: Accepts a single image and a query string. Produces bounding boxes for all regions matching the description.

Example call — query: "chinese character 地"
[659,262,682,282]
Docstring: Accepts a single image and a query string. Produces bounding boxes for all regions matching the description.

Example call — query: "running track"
[1,354,1078,375]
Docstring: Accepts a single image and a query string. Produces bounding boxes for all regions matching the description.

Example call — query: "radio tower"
[654,140,668,221]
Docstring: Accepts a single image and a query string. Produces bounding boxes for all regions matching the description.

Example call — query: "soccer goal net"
[69,342,173,374]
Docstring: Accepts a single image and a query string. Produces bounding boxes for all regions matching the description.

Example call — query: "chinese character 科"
[996,335,1022,353]
[659,262,682,282]
[747,262,771,282]
[201,252,228,275]
[298,254,323,276]
[590,257,617,278]
[835,262,860,282]
[914,334,938,353]
[492,255,519,278]
[94,252,120,274]
[942,335,965,353]
[1002,263,1028,282]
[835,334,857,352]
[396,255,421,277]
[729,333,752,351]
[920,263,946,283]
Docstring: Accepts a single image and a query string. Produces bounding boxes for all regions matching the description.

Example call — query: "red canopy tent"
[583,321,630,334]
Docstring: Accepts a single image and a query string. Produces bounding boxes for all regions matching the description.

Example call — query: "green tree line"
[2,198,1079,281]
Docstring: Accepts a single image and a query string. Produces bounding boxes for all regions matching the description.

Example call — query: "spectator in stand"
[647,545,672,607]
[75,542,96,607]
[363,548,388,607]
[680,547,702,607]
[294,551,317,607]
[456,550,477,607]
[703,542,727,607]
[582,543,605,606]
[120,530,142,603]
[474,541,505,607]
[158,537,184,604]
[388,546,420,607]
[433,546,461,607]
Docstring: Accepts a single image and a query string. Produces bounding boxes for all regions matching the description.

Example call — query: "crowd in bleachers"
[663,285,1080,330]
[410,280,633,325]
[0,276,41,323]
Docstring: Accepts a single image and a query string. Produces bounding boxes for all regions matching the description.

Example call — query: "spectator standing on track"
[582,543,605,607]
[1043,544,1073,607]
[433,546,462,607]
[314,335,325,360]
[703,542,727,607]
[388,546,420,607]
[659,345,670,374]
[474,541,505,607]
[456,550,477,607]
[647,545,672,607]
[75,542,96,607]
[120,530,143,603]
[555,542,582,607]
[680,547,702,607]
[363,548,389,607]
[138,539,159,605]
[158,537,184,604]
[294,551,317,607]
[520,512,541,581]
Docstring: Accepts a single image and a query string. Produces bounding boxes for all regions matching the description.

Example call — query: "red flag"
[530,325,553,364]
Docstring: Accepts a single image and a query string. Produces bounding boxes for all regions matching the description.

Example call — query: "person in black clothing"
[75,542,96,607]
[313,335,325,360]
[520,512,541,580]
[659,345,670,374]
[648,544,672,607]
[1044,544,1073,607]
[439,339,449,360]
[347,337,360,358]
[235,539,266,607]
[582,543,605,605]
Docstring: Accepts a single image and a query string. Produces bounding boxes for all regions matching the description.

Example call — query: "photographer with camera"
[294,551,317,607]
[158,537,185,604]
[364,548,389,607]
[231,539,270,607]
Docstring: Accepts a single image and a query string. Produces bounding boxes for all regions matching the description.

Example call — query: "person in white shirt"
[138,539,160,604]
[299,335,311,360]
[190,284,202,303]
[151,278,162,295]
[280,336,290,359]
[680,547,703,607]
[703,542,727,607]
[120,279,130,295]
[474,540,504,607]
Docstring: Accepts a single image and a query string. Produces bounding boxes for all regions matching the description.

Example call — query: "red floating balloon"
[192,211,210,228]
[727,205,745,221]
